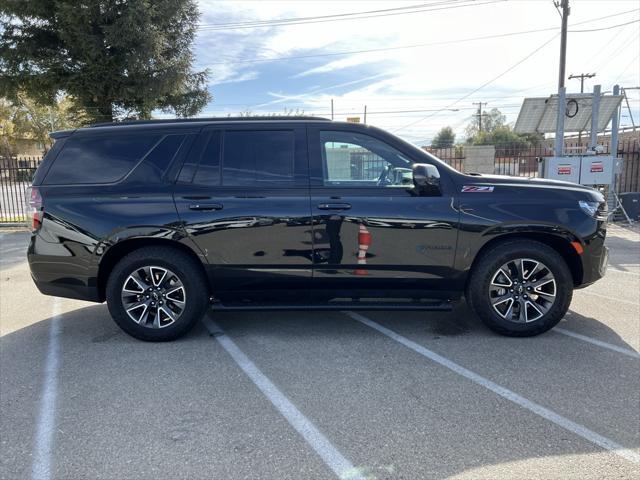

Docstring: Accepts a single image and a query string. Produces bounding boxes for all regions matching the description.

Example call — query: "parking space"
[1,226,639,479]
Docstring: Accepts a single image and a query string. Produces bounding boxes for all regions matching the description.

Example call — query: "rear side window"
[43,133,161,185]
[222,130,294,186]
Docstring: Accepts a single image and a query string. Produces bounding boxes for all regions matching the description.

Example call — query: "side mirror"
[412,163,441,196]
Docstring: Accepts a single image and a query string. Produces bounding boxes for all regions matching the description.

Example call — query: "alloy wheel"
[121,266,186,328]
[489,258,556,323]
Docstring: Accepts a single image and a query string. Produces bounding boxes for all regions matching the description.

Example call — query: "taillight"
[26,186,43,231]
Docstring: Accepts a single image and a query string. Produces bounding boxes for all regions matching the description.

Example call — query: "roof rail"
[89,116,331,127]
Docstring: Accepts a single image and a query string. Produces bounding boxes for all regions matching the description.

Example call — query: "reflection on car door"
[173,124,313,305]
[308,126,460,305]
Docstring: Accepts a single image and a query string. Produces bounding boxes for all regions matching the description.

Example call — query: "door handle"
[317,203,352,210]
[189,203,223,211]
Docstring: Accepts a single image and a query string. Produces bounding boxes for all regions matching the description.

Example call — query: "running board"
[210,302,454,312]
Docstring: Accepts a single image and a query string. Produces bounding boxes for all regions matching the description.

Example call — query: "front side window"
[320,131,412,187]
[222,130,295,186]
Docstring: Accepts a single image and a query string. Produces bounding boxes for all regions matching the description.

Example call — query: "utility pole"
[473,102,487,132]
[557,0,569,90]
[554,0,570,157]
[569,73,596,93]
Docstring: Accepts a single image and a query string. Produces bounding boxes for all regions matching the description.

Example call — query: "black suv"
[27,117,608,341]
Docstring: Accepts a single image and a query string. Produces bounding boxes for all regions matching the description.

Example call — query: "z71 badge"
[461,185,494,193]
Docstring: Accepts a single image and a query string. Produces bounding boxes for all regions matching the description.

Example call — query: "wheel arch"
[466,232,583,290]
[97,237,209,302]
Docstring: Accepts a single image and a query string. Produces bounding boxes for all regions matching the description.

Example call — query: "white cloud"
[194,0,640,143]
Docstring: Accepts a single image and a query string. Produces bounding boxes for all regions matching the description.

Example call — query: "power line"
[392,33,560,133]
[569,19,640,33]
[196,0,505,31]
[197,1,463,28]
[201,11,639,66]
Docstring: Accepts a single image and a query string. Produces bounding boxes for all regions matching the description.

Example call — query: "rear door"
[173,124,313,305]
[308,126,460,305]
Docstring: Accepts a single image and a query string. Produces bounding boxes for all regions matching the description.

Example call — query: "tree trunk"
[96,103,113,123]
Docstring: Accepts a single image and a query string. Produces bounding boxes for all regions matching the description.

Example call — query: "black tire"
[466,240,573,337]
[106,246,209,341]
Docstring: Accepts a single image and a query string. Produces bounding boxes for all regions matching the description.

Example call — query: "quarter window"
[44,133,161,184]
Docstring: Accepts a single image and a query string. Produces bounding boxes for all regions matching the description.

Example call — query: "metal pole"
[569,73,596,146]
[555,87,566,156]
[554,0,569,156]
[331,99,334,120]
[621,88,636,128]
[558,0,570,90]
[589,84,601,151]
[611,85,620,158]
[364,105,367,125]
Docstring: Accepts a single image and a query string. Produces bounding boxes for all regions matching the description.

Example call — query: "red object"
[557,165,572,175]
[571,241,584,255]
[590,162,604,173]
[28,187,43,231]
[355,224,372,275]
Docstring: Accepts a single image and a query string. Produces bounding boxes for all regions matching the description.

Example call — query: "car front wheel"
[466,240,573,337]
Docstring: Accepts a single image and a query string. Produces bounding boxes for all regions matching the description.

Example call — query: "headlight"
[579,200,607,219]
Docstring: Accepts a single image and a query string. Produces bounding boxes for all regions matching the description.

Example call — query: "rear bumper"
[31,273,101,302]
[28,233,101,303]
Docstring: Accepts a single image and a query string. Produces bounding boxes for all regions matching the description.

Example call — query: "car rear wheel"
[466,240,573,337]
[106,246,209,341]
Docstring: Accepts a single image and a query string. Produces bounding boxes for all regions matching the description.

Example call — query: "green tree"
[464,107,506,140]
[0,0,211,123]
[464,108,543,147]
[431,126,456,148]
[1,94,88,153]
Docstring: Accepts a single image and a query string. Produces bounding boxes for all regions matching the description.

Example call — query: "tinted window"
[192,131,221,186]
[143,134,185,173]
[223,130,295,186]
[44,133,161,184]
[320,131,411,187]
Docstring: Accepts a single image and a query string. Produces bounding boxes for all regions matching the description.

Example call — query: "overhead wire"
[196,0,506,31]
[200,10,640,66]
[391,33,560,132]
[197,1,468,28]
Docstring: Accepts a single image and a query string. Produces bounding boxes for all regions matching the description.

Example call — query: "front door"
[173,124,313,305]
[308,127,460,305]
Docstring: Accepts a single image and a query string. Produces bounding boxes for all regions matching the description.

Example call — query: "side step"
[210,301,454,312]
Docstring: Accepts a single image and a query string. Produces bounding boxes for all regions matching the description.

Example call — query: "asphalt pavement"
[0,225,638,479]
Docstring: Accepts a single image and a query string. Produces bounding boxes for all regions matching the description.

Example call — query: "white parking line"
[202,318,364,480]
[345,311,640,466]
[31,298,62,480]
[578,291,640,306]
[554,328,640,359]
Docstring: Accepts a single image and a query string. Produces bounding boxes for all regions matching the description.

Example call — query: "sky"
[187,0,640,145]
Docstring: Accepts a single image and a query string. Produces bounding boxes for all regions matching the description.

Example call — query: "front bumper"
[577,244,608,288]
